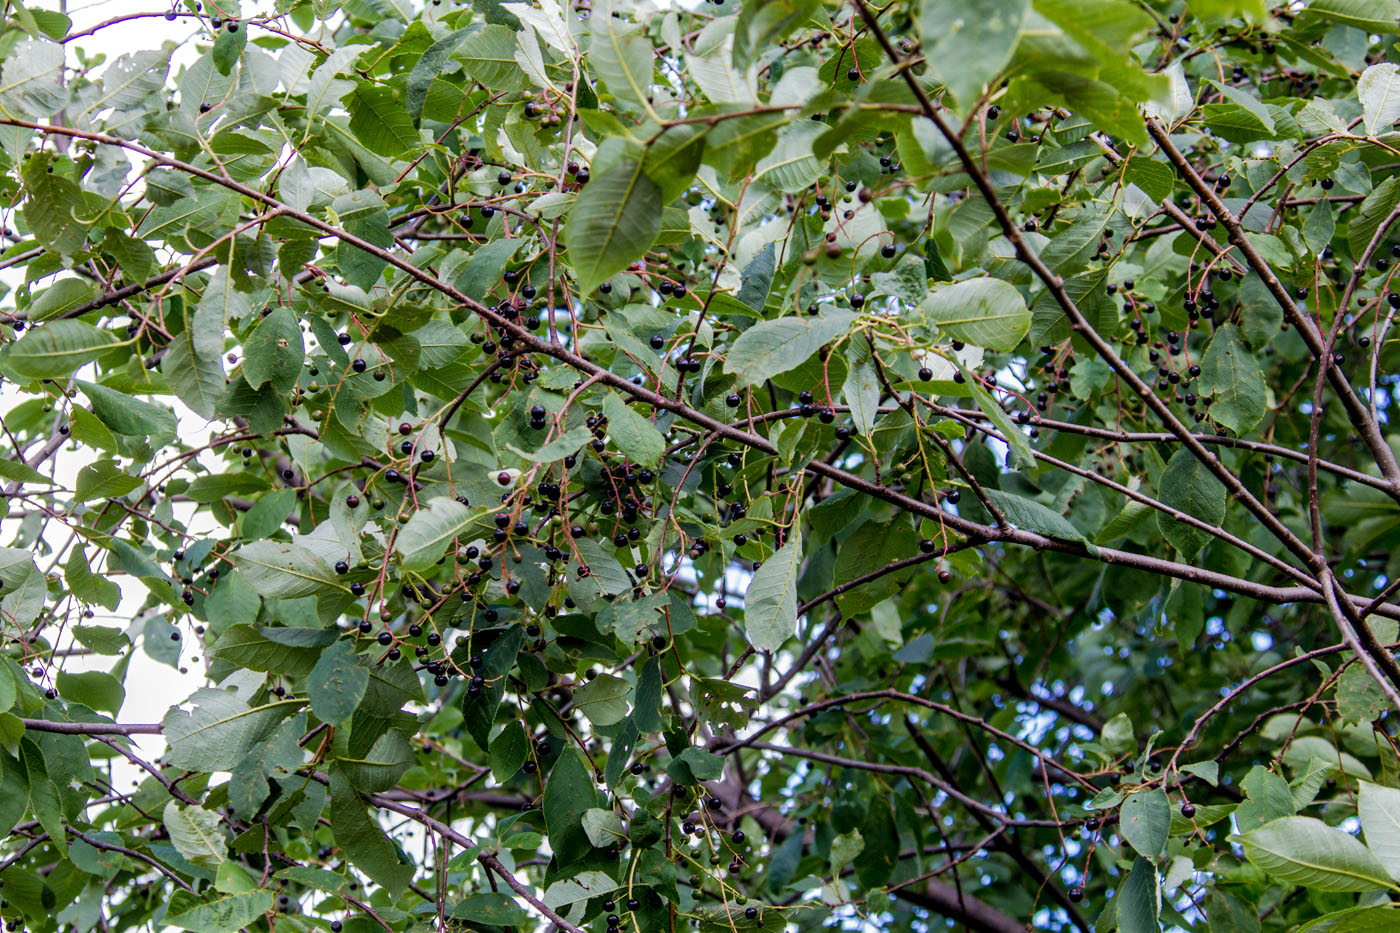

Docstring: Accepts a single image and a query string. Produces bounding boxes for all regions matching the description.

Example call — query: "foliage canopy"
[2,0,1400,931]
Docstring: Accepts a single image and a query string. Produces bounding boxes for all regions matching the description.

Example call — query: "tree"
[4,0,1400,929]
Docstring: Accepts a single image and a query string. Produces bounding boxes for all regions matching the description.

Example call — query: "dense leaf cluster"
[2,0,1400,930]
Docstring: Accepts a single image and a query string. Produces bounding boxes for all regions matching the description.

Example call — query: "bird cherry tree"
[1,0,1400,930]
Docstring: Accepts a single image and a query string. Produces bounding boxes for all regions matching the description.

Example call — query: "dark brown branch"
[1145,119,1400,495]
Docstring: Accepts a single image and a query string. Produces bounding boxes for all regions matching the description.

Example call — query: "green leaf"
[743,528,802,653]
[211,19,245,74]
[165,890,274,933]
[1349,176,1400,258]
[688,37,757,106]
[406,28,468,120]
[27,277,96,322]
[396,498,482,572]
[1202,84,1276,142]
[920,0,1030,112]
[20,154,88,254]
[574,673,630,726]
[489,720,528,782]
[75,459,141,502]
[308,641,369,726]
[163,801,226,867]
[833,519,919,616]
[829,829,864,877]
[605,718,639,790]
[1305,0,1400,33]
[461,627,522,751]
[1171,802,1235,835]
[163,689,302,772]
[456,24,526,90]
[574,538,632,596]
[243,307,304,393]
[1182,761,1219,787]
[922,278,1030,352]
[1237,765,1297,833]
[1303,200,1336,258]
[724,311,856,386]
[76,381,176,438]
[346,83,420,157]
[144,617,182,670]
[1100,712,1134,755]
[842,351,880,437]
[1156,449,1226,557]
[1200,324,1266,435]
[65,549,122,612]
[959,360,1037,470]
[450,894,527,925]
[4,321,119,379]
[230,714,305,818]
[1337,665,1389,725]
[0,460,48,485]
[234,540,343,598]
[1122,157,1175,203]
[581,808,626,848]
[328,768,413,895]
[215,863,259,895]
[643,124,707,203]
[705,109,788,179]
[544,749,602,867]
[1359,782,1400,881]
[601,393,665,468]
[734,0,818,69]
[632,657,662,733]
[507,426,594,463]
[0,667,16,715]
[53,670,123,715]
[541,871,618,911]
[608,592,665,644]
[669,746,724,784]
[162,303,226,420]
[564,159,662,296]
[239,488,297,542]
[736,242,776,312]
[983,490,1093,549]
[755,122,825,193]
[1239,816,1395,892]
[1120,789,1170,859]
[454,237,522,300]
[22,738,64,846]
[1358,63,1400,136]
[1117,857,1162,933]
[0,549,46,628]
[210,624,325,676]
[589,0,655,113]
[336,730,413,793]
[1295,906,1400,933]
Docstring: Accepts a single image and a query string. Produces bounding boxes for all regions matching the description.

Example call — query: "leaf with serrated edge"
[743,529,802,652]
[1240,816,1395,892]
[396,498,482,572]
[922,278,1030,352]
[564,159,661,296]
[1360,782,1400,881]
